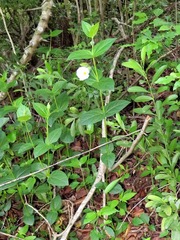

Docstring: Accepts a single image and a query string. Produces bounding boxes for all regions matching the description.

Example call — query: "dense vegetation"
[0,0,179,239]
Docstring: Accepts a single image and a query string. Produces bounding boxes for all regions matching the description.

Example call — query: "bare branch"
[0,0,54,101]
[110,116,151,171]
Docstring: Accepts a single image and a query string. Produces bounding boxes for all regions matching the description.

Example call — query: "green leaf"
[121,191,136,202]
[52,81,66,95]
[155,75,175,84]
[18,225,29,236]
[104,178,120,194]
[147,195,164,203]
[83,211,97,225]
[134,95,153,102]
[140,213,150,224]
[18,143,34,154]
[132,217,143,226]
[105,100,130,117]
[48,170,69,187]
[100,206,118,216]
[79,109,104,125]
[23,215,34,226]
[89,22,99,38]
[0,175,17,191]
[93,38,116,57]
[128,86,148,93]
[46,210,58,225]
[141,46,147,65]
[50,195,62,211]
[33,102,49,119]
[133,105,153,115]
[104,226,115,237]
[91,77,114,91]
[101,152,115,169]
[163,205,172,216]
[133,12,147,25]
[67,50,92,60]
[17,104,32,122]
[50,29,62,37]
[23,205,34,226]
[152,65,167,83]
[153,8,163,17]
[122,59,146,78]
[0,117,9,128]
[45,128,62,145]
[34,143,51,158]
[24,237,36,240]
[81,21,92,37]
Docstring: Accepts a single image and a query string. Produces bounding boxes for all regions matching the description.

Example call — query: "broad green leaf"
[155,174,169,180]
[24,237,36,240]
[0,117,9,128]
[89,22,99,38]
[23,205,34,225]
[140,213,150,224]
[52,81,66,95]
[105,100,130,118]
[81,21,92,37]
[128,86,148,93]
[133,105,153,115]
[34,143,51,158]
[122,59,146,78]
[50,29,62,37]
[79,109,104,125]
[173,80,180,90]
[60,126,74,143]
[134,95,153,102]
[13,165,31,179]
[45,128,62,145]
[91,77,114,91]
[83,212,97,225]
[50,195,62,211]
[17,104,32,122]
[0,175,17,191]
[31,163,48,180]
[163,205,172,216]
[133,12,147,25]
[101,152,115,169]
[47,170,69,187]
[147,195,164,203]
[104,226,115,237]
[67,50,92,60]
[132,217,143,226]
[176,64,180,73]
[33,102,49,119]
[93,38,116,57]
[46,210,58,225]
[155,75,175,84]
[104,178,120,194]
[23,215,34,226]
[152,65,167,83]
[55,92,69,111]
[18,143,34,154]
[18,225,28,235]
[153,8,163,17]
[121,191,136,202]
[100,206,118,216]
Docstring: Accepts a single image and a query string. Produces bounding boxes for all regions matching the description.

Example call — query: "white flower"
[76,66,90,81]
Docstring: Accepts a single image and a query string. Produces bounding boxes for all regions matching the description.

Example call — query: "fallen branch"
[58,160,106,240]
[110,115,151,171]
[0,0,54,101]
